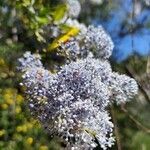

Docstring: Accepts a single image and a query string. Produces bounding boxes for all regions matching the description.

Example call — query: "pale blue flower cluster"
[57,24,114,61]
[84,25,114,59]
[18,1,138,149]
[66,0,81,18]
[18,50,138,149]
[60,38,80,60]
[89,0,103,5]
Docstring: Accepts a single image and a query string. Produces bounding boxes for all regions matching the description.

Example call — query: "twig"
[146,56,150,74]
[111,105,122,150]
[125,65,150,104]
[121,104,150,134]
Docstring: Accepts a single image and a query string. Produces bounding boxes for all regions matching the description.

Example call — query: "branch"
[125,65,150,104]
[121,104,150,134]
[146,56,150,74]
[111,106,122,150]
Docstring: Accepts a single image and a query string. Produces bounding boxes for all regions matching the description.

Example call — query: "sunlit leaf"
[48,27,79,51]
[35,16,50,25]
[35,30,46,42]
[51,4,67,22]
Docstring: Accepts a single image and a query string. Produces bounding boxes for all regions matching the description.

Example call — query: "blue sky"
[93,0,150,62]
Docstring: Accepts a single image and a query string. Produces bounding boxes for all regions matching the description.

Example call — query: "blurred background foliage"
[0,0,150,150]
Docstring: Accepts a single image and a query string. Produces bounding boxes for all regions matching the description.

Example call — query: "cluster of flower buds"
[89,0,103,5]
[55,24,115,62]
[66,0,81,18]
[18,1,138,149]
[18,51,138,150]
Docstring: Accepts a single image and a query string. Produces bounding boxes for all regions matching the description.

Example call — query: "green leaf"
[35,16,50,25]
[48,27,79,51]
[22,0,31,7]
[51,4,67,22]
[131,131,150,150]
[35,30,46,42]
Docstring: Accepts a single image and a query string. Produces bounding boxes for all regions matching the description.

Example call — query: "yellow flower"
[16,94,24,104]
[22,125,27,132]
[16,126,22,132]
[3,93,11,100]
[39,145,48,150]
[16,125,27,133]
[26,122,33,129]
[4,88,16,95]
[3,89,24,105]
[15,106,21,114]
[1,103,8,109]
[6,98,14,105]
[3,91,15,105]
[26,137,33,145]
[0,129,6,137]
[0,58,5,66]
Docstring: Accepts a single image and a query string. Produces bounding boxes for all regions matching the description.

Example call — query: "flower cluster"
[18,1,138,149]
[60,38,80,60]
[144,0,150,6]
[89,0,103,5]
[18,51,43,72]
[66,0,81,18]
[18,49,138,149]
[59,22,114,60]
[84,25,114,59]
